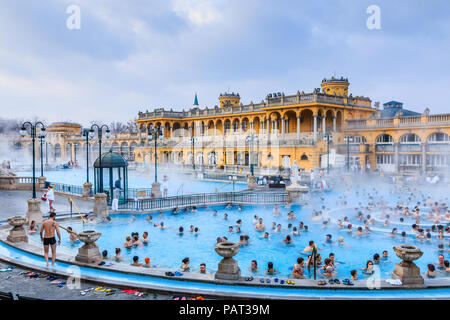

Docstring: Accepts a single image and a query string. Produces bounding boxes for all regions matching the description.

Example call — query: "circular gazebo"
[93,150,128,204]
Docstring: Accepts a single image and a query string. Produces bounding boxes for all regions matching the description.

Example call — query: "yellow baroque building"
[12,77,450,176]
[134,77,372,172]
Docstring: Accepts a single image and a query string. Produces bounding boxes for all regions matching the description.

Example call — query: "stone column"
[93,193,108,217]
[152,182,162,198]
[313,114,318,142]
[281,117,285,139]
[421,143,426,175]
[170,126,173,138]
[26,198,42,225]
[38,176,46,191]
[333,116,337,131]
[145,124,149,144]
[138,127,142,144]
[83,182,93,197]
[266,118,270,135]
[248,175,257,189]
[322,114,326,133]
[214,123,217,136]
[297,115,301,139]
[394,143,399,173]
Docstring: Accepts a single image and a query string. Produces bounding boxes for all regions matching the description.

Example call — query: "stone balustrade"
[347,113,450,129]
[0,176,42,191]
[138,92,372,120]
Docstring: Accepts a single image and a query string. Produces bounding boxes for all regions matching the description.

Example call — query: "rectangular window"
[377,154,393,164]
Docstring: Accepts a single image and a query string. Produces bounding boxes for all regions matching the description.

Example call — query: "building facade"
[12,77,450,175]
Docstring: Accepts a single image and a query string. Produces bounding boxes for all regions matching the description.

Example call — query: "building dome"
[93,150,128,168]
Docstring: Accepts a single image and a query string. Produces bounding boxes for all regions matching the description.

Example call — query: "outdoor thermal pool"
[25,184,450,281]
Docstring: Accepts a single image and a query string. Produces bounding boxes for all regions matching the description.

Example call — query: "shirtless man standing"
[40,212,61,267]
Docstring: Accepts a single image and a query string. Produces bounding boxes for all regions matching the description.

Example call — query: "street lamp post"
[45,142,48,167]
[20,122,46,199]
[38,135,45,177]
[89,124,111,193]
[246,133,258,176]
[148,125,164,197]
[82,129,91,183]
[148,126,163,183]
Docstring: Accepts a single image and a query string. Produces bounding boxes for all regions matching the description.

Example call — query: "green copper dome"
[93,150,128,168]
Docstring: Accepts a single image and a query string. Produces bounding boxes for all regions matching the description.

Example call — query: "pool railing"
[118,191,288,211]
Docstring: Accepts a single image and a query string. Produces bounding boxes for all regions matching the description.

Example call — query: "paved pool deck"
[0,190,94,220]
[0,260,175,300]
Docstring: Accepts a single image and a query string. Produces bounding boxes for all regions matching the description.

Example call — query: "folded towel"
[386,279,402,285]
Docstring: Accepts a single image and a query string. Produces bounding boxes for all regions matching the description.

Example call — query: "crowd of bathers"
[28,180,450,281]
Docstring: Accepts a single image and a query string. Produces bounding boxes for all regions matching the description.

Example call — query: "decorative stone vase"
[214,242,241,280]
[392,244,424,286]
[7,216,28,243]
[75,230,102,263]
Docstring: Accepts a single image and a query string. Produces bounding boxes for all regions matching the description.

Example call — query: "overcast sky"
[0,0,449,126]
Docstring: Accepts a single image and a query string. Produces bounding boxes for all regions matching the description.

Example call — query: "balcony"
[138,91,374,121]
[398,144,422,153]
[375,144,394,152]
[426,144,450,152]
[347,113,450,129]
[337,144,369,154]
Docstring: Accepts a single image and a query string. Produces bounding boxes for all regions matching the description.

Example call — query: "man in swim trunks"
[40,212,61,267]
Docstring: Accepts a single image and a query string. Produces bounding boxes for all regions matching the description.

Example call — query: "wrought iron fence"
[118,191,288,211]
[46,181,83,196]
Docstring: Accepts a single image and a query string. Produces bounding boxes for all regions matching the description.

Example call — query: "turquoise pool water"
[15,169,246,195]
[27,183,450,280]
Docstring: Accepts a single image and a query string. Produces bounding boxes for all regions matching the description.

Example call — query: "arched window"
[399,134,421,143]
[376,134,394,143]
[351,135,367,144]
[427,132,449,142]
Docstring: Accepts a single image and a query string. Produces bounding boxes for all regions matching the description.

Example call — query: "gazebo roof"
[93,150,128,168]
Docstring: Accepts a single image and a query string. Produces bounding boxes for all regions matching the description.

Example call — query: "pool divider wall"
[1,217,450,298]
